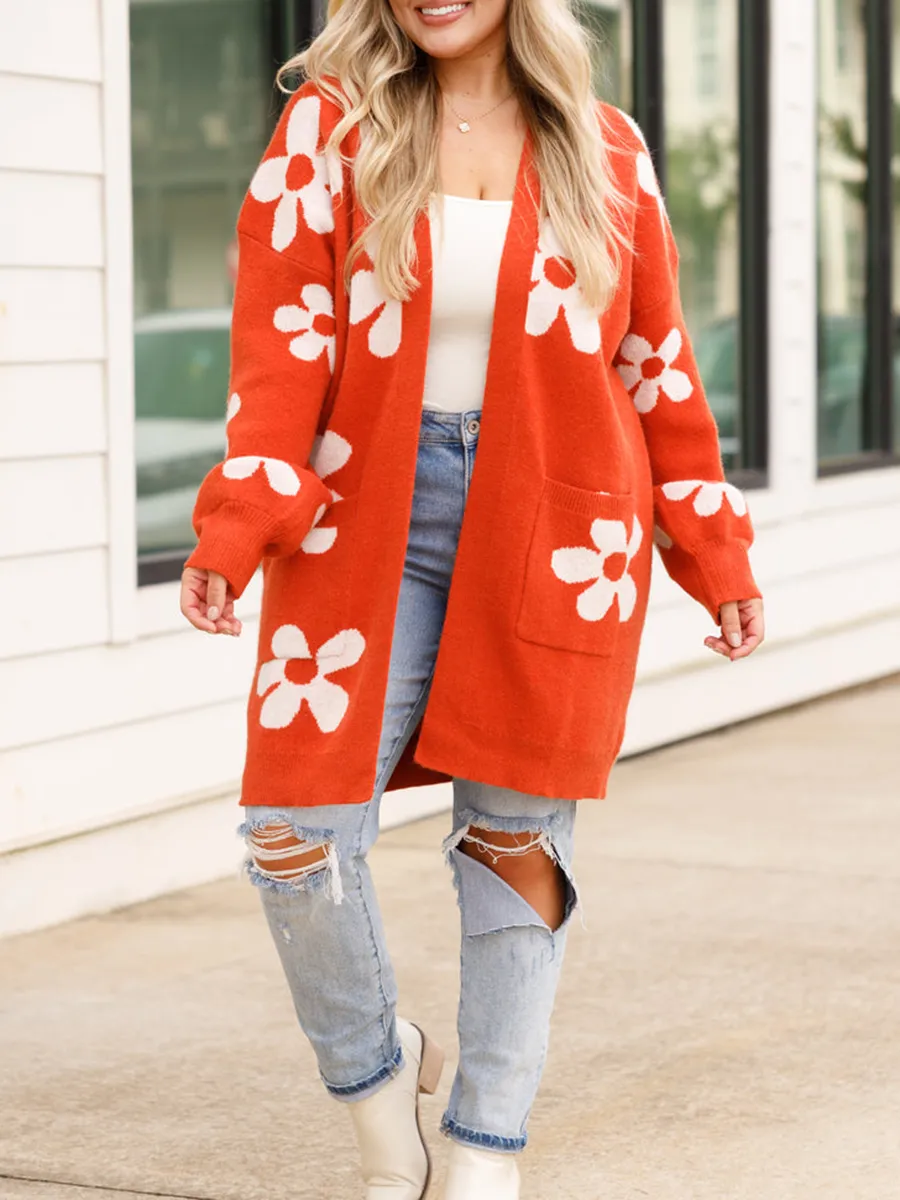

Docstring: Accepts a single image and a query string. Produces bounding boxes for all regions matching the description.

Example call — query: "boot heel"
[415,1027,445,1095]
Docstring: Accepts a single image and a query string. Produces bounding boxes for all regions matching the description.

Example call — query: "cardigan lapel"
[410,119,541,436]
[401,123,542,626]
[482,121,540,427]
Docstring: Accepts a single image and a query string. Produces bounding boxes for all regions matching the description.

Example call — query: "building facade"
[2,0,900,936]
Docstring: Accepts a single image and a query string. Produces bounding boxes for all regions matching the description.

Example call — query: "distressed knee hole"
[250,823,330,880]
[242,820,344,903]
[459,827,547,864]
[456,826,569,932]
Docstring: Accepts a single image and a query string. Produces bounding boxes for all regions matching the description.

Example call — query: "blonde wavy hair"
[277,0,633,314]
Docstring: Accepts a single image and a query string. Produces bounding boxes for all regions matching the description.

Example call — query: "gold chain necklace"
[440,87,516,134]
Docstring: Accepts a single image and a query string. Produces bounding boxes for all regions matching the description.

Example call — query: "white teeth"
[420,3,467,13]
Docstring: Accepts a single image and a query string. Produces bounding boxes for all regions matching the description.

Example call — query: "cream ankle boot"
[443,1142,521,1199]
[347,1017,445,1199]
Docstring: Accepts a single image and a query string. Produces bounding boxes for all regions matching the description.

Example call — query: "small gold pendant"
[458,121,470,133]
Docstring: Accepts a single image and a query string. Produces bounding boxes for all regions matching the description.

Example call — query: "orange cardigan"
[185,77,761,808]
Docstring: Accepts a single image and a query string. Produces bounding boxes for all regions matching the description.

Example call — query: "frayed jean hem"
[323,1042,404,1102]
[440,1113,526,1153]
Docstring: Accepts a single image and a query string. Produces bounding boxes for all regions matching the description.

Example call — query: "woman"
[180,0,765,1195]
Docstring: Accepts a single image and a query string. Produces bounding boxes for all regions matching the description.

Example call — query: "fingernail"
[727,632,742,648]
[208,606,220,621]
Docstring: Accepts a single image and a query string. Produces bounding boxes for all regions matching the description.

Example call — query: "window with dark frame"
[131,0,314,587]
[630,0,769,485]
[133,0,769,587]
[817,0,898,473]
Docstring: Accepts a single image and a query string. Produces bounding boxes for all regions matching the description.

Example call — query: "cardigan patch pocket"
[516,477,642,657]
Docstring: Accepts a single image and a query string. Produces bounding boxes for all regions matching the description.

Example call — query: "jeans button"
[467,417,480,435]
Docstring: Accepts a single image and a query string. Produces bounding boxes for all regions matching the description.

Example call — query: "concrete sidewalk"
[2,677,899,1200]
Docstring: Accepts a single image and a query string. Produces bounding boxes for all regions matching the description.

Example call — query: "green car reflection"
[135,309,231,558]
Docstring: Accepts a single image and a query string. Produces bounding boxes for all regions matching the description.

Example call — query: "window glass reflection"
[817,0,869,463]
[664,0,741,471]
[575,0,633,108]
[131,0,274,563]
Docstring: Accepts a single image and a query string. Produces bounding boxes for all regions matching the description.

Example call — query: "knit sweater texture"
[185,76,762,807]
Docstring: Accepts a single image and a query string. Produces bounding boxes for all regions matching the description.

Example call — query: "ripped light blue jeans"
[240,407,579,1153]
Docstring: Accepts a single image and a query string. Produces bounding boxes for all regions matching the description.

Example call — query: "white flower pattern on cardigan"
[526,217,600,354]
[551,514,643,622]
[616,328,693,413]
[301,429,353,555]
[349,225,403,358]
[619,110,668,227]
[222,455,302,496]
[661,479,748,518]
[248,93,342,252]
[221,393,306,499]
[274,283,336,372]
[224,393,241,455]
[257,624,366,732]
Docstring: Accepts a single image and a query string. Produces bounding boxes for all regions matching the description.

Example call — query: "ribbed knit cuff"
[184,501,276,598]
[691,541,762,623]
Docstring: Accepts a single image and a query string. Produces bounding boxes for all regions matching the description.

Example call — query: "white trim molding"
[101,0,138,643]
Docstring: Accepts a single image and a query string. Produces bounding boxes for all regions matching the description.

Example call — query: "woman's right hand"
[180,566,243,636]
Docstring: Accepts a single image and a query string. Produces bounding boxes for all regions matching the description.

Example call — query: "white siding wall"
[1,0,899,938]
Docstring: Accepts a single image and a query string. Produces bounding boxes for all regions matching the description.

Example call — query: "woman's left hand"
[705,598,765,661]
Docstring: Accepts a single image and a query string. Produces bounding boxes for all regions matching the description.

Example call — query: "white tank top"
[421,193,513,413]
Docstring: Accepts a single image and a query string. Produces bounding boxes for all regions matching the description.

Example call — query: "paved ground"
[2,676,899,1200]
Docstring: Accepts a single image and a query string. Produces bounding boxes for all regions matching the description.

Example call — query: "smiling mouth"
[415,3,472,14]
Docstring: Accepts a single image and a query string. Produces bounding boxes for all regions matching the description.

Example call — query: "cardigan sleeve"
[183,81,342,598]
[608,108,761,623]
